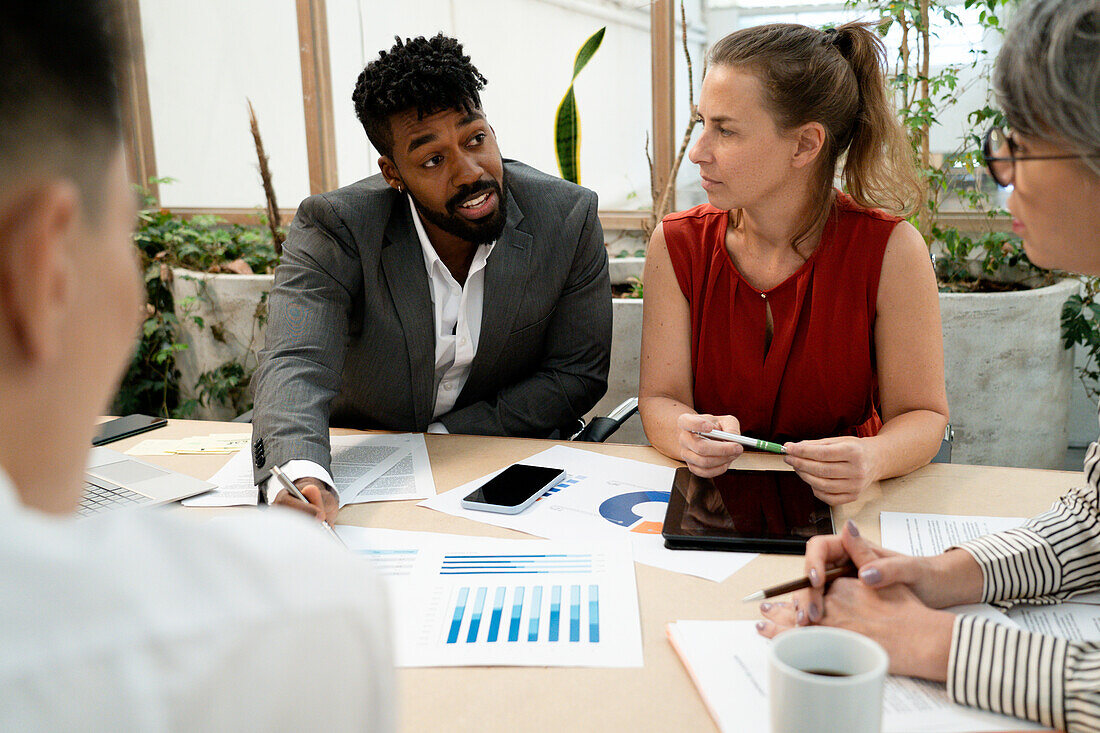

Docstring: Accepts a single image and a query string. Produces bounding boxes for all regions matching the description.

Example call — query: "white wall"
[140,0,312,210]
[704,2,999,157]
[327,0,666,209]
[135,0,710,213]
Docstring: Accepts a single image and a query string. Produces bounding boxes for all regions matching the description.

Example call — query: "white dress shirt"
[263,195,493,502]
[0,466,394,732]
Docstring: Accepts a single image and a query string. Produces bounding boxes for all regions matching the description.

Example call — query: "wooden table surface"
[120,419,1084,732]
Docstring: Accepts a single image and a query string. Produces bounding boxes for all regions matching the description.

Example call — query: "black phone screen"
[92,414,168,446]
[464,465,565,507]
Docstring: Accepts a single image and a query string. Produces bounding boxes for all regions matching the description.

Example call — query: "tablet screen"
[661,468,834,553]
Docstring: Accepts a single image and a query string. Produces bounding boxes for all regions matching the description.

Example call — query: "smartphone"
[92,414,168,446]
[460,464,566,514]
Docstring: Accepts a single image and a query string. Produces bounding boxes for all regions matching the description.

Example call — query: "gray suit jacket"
[250,160,612,481]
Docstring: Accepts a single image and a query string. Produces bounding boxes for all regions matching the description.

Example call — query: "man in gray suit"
[251,34,612,519]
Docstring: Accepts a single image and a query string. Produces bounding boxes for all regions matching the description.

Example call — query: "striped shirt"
[948,437,1100,731]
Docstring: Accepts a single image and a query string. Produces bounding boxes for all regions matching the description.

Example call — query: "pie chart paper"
[419,445,756,582]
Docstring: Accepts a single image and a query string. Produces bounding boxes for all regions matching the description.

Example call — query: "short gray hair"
[995,0,1100,176]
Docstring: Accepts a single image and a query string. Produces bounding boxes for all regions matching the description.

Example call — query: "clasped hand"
[755,520,958,681]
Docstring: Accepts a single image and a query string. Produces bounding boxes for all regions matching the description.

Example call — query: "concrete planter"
[166,259,1076,468]
[608,256,645,286]
[940,278,1077,468]
[169,268,274,420]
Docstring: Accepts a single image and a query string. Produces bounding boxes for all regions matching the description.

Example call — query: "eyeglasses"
[982,126,1100,187]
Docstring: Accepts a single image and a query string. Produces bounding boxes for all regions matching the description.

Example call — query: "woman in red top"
[639,21,949,505]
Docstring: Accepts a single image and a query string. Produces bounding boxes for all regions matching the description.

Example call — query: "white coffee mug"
[768,626,889,733]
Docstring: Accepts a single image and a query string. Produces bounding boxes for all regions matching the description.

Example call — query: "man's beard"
[408,172,508,245]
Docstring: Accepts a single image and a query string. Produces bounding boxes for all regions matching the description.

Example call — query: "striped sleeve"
[943,431,1100,731]
[948,614,1100,731]
[955,440,1100,605]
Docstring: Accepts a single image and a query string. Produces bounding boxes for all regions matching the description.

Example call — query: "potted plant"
[864,0,1076,468]
[117,103,286,421]
[123,182,281,420]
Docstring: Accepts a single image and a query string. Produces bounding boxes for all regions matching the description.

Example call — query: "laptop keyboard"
[77,481,151,516]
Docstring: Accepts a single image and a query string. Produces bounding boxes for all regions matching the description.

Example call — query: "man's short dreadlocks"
[352,33,488,158]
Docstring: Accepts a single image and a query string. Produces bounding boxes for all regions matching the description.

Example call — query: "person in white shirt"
[0,2,393,729]
[250,34,612,521]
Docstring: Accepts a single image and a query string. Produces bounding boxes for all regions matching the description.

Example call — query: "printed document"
[182,433,434,507]
[880,511,1026,556]
[336,526,643,668]
[1008,603,1100,641]
[329,433,434,505]
[882,513,1100,647]
[181,447,257,506]
[419,445,756,582]
[668,619,1044,732]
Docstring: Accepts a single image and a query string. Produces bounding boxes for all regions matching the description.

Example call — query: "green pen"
[692,429,787,455]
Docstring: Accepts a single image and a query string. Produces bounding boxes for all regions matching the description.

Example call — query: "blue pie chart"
[598,491,671,528]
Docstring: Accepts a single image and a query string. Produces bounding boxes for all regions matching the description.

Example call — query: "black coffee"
[803,669,851,677]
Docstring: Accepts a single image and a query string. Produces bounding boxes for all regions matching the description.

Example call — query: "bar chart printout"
[402,539,641,668]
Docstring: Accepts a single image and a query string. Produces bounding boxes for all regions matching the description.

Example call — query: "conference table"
[125,419,1084,732]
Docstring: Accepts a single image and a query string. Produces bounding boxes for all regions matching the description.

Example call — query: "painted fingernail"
[809,567,820,586]
[797,609,806,625]
[846,520,860,537]
[760,602,772,613]
[860,567,882,585]
[808,602,821,622]
[755,620,767,632]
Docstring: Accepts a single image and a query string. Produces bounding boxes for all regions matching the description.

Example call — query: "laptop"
[79,447,214,516]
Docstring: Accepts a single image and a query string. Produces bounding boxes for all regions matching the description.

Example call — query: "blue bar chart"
[338,528,643,667]
[355,547,418,576]
[440,553,595,574]
[442,582,601,645]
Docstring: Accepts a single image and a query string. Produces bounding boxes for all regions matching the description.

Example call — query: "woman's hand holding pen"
[781,435,882,505]
[677,413,744,477]
[802,520,977,619]
[755,520,985,679]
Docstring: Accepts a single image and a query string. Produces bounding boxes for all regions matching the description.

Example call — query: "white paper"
[1008,603,1100,641]
[181,448,258,507]
[180,433,435,507]
[418,445,756,582]
[336,526,643,668]
[126,434,250,456]
[667,620,1044,733]
[125,439,183,456]
[1057,588,1100,605]
[329,434,433,505]
[880,512,1027,556]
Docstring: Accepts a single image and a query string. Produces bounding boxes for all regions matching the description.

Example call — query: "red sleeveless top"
[663,192,901,443]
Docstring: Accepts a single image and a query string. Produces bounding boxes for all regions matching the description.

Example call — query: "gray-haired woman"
[757,0,1100,729]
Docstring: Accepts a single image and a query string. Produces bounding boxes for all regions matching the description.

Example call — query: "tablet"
[661,467,834,554]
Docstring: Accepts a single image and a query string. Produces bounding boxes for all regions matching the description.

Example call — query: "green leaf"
[571,27,605,80]
[554,28,604,186]
[555,87,580,184]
